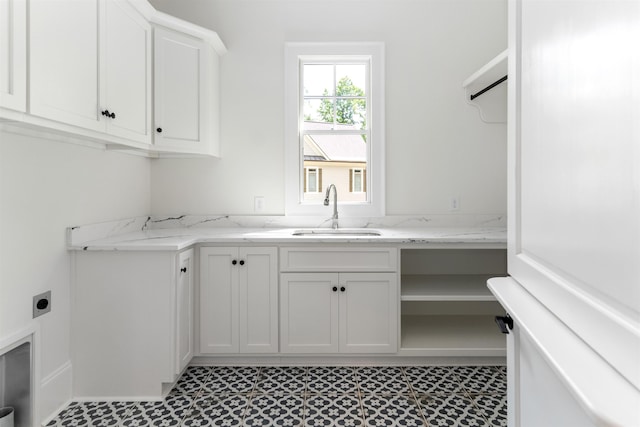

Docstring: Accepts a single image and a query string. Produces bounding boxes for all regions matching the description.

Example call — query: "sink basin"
[291,228,381,237]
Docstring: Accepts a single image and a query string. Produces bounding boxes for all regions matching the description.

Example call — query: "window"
[285,43,385,217]
[350,168,365,193]
[304,167,322,193]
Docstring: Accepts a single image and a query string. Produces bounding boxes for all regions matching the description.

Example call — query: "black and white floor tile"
[47,365,507,427]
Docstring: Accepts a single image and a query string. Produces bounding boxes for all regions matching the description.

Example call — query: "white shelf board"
[401,274,499,301]
[463,49,508,89]
[400,314,506,355]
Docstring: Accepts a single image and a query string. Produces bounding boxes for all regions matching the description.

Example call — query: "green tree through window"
[317,76,366,129]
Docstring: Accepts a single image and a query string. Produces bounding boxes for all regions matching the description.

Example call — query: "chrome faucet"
[324,184,339,229]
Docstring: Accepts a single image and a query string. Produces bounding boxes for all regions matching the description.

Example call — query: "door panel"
[280,273,338,353]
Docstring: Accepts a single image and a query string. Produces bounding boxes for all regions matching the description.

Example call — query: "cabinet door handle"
[332,286,338,292]
[494,315,513,334]
[232,259,237,265]
[340,286,346,292]
[156,127,163,133]
[101,110,116,119]
[239,260,245,266]
[180,267,187,273]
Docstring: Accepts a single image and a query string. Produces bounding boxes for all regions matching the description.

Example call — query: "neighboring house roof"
[303,121,366,162]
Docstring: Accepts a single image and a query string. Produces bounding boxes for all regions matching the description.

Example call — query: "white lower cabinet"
[279,247,399,354]
[199,247,278,354]
[280,272,398,353]
[399,248,507,356]
[72,248,194,398]
[176,249,194,374]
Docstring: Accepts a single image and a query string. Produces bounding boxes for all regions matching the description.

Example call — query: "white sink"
[291,228,381,237]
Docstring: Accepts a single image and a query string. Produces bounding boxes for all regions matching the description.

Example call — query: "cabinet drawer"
[280,247,397,272]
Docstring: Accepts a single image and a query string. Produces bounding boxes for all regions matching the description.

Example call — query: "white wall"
[149,0,508,216]
[0,130,150,418]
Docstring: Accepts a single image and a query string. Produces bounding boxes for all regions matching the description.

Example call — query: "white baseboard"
[39,361,72,426]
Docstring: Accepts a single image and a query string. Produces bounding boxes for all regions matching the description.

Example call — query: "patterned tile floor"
[47,365,507,426]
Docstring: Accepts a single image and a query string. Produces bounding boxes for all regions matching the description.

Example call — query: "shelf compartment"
[462,49,508,123]
[400,314,506,357]
[401,274,501,301]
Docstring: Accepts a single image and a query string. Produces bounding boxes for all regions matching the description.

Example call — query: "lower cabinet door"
[239,247,279,353]
[200,247,239,353]
[280,273,339,353]
[175,249,194,373]
[280,272,398,353]
[339,272,398,353]
[200,246,278,354]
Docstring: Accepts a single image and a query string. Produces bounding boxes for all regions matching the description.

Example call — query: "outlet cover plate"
[33,290,51,318]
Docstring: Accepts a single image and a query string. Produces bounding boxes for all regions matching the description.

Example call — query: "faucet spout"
[324,184,339,229]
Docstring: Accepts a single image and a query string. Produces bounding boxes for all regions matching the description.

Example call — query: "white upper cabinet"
[100,0,152,144]
[152,18,224,156]
[29,0,152,146]
[0,0,26,112]
[29,0,101,131]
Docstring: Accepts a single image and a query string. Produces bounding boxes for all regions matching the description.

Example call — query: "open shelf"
[398,248,507,357]
[462,49,508,123]
[401,274,500,301]
[400,314,506,356]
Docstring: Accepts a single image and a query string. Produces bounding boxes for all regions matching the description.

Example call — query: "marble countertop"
[68,224,507,251]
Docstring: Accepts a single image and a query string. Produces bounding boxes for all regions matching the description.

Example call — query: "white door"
[29,0,101,130]
[100,0,151,144]
[0,0,26,112]
[499,0,640,425]
[339,273,397,353]
[200,247,239,353]
[239,247,278,353]
[175,249,194,373]
[153,26,213,154]
[280,273,339,353]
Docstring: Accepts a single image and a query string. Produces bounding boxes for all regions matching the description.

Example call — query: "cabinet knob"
[239,260,245,266]
[340,286,346,292]
[156,127,163,133]
[332,286,338,292]
[232,260,237,265]
[180,267,187,273]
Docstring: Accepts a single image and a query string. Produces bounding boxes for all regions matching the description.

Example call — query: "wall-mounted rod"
[470,75,508,100]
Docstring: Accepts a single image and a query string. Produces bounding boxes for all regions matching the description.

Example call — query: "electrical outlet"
[450,196,460,211]
[33,291,51,318]
[254,196,265,213]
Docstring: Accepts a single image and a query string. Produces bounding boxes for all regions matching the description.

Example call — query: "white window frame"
[284,42,385,217]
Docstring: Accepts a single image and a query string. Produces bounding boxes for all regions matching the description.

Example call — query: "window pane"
[335,98,366,129]
[336,64,366,95]
[303,133,367,203]
[303,64,334,96]
[303,98,331,125]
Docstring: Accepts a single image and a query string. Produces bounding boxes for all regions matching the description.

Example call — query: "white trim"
[489,277,640,427]
[40,361,73,426]
[285,42,385,217]
[0,323,40,427]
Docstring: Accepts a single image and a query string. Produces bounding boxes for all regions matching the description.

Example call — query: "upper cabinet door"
[153,26,219,156]
[0,0,26,112]
[29,0,101,130]
[100,0,151,144]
